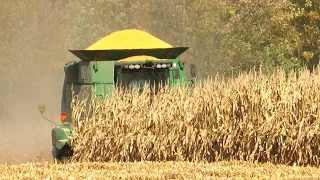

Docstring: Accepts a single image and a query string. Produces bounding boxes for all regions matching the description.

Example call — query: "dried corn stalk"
[70,68,320,167]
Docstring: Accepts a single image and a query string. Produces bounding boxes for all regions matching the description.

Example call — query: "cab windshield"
[116,68,169,92]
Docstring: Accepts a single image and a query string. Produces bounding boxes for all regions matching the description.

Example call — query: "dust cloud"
[0,69,64,164]
[0,91,60,164]
[0,1,74,164]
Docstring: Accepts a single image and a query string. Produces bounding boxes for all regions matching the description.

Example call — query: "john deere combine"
[38,29,197,163]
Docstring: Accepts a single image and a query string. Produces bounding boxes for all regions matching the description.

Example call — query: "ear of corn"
[69,67,320,167]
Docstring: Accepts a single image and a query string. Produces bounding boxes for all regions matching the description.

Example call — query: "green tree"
[195,0,302,76]
[291,0,320,71]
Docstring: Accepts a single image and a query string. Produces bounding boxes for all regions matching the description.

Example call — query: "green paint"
[51,127,71,150]
[49,124,72,159]
[92,61,115,97]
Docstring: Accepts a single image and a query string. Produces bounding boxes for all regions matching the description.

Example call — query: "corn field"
[70,68,320,167]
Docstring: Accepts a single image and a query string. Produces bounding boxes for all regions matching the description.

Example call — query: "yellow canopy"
[86,29,173,50]
[86,29,173,61]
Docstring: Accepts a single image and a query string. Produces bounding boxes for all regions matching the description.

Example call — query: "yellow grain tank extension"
[86,29,173,61]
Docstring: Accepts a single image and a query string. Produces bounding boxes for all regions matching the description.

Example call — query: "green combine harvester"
[38,31,197,163]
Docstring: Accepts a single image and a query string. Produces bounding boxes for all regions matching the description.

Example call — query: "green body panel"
[51,124,72,159]
[46,47,197,161]
[169,59,187,85]
[92,61,115,97]
[51,125,72,150]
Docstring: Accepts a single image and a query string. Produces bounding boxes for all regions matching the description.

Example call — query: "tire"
[59,156,70,164]
[53,156,70,164]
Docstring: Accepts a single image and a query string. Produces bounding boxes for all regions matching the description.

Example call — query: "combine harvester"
[38,29,197,163]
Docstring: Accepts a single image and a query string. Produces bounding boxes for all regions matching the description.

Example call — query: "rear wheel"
[52,145,73,164]
[59,156,70,163]
[53,156,70,164]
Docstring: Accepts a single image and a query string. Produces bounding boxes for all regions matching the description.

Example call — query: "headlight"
[129,64,135,69]
[124,65,129,69]
[156,63,171,68]
[172,63,177,69]
[135,64,141,69]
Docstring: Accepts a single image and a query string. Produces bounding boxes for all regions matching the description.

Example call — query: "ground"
[1,160,320,179]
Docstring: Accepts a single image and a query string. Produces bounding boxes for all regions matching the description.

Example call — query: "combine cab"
[38,30,197,163]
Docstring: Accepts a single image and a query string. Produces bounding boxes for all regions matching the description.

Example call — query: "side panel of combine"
[91,61,115,98]
[62,61,93,123]
[76,61,93,103]
[62,61,78,123]
[55,60,97,161]
[169,59,188,86]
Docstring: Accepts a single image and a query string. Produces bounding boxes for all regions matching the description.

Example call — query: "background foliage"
[0,0,319,117]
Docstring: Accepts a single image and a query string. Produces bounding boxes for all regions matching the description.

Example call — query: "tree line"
[0,0,319,88]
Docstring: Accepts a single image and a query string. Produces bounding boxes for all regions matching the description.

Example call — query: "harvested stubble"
[70,68,320,167]
[1,161,320,179]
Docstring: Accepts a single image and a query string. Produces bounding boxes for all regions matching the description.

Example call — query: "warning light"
[37,104,46,114]
[60,113,67,122]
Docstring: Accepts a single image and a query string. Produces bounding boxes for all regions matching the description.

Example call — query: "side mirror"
[190,64,197,77]
[37,104,58,126]
[38,104,46,114]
